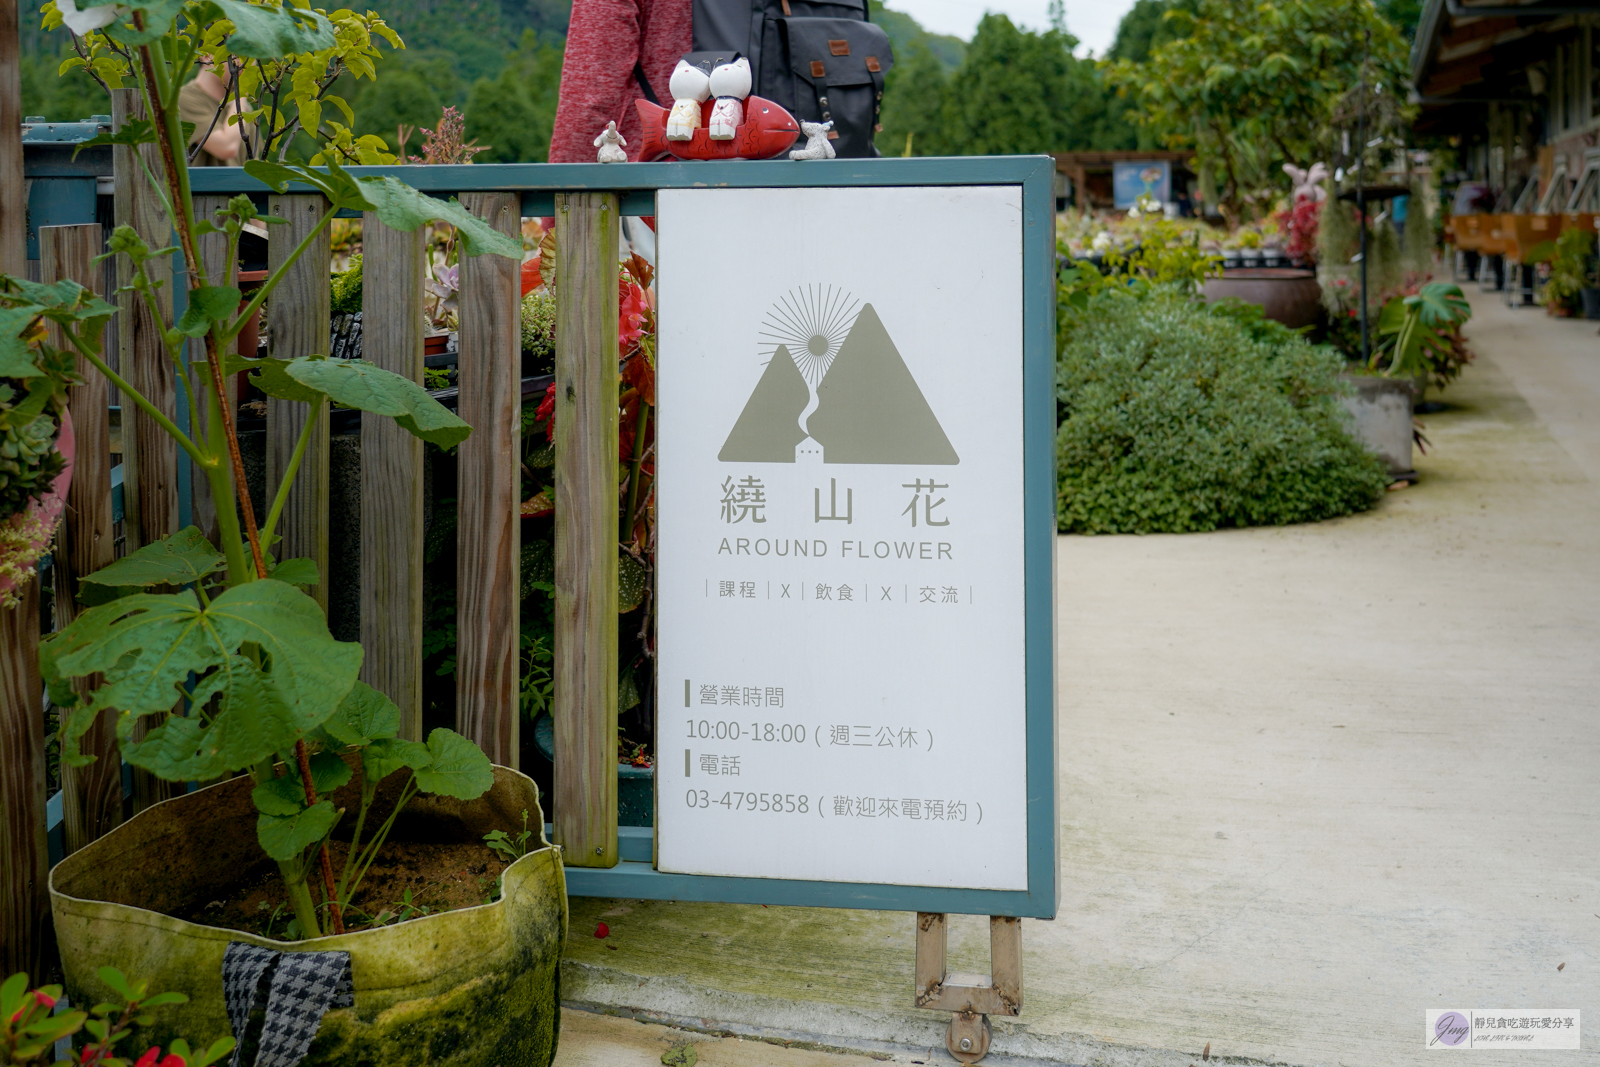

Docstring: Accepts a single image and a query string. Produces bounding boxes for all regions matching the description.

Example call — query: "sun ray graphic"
[757,285,860,386]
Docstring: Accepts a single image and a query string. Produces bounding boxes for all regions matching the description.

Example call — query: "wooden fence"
[1,92,624,974]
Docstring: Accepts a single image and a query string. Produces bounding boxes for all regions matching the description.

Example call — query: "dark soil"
[176,839,509,939]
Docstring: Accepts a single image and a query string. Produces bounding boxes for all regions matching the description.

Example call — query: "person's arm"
[178,80,243,164]
[548,0,644,163]
[202,100,243,164]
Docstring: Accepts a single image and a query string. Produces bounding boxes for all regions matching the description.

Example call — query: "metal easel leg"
[914,913,1022,1064]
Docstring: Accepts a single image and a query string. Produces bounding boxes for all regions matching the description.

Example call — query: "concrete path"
[555,290,1600,1067]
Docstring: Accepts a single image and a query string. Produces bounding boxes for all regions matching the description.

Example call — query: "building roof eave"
[1412,0,1450,86]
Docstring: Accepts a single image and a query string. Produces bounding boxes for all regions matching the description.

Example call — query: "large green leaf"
[1412,282,1471,329]
[80,526,225,588]
[322,680,400,747]
[1375,297,1408,336]
[285,358,472,448]
[219,354,325,405]
[99,0,186,45]
[257,800,339,861]
[363,736,431,783]
[251,752,353,815]
[0,307,43,378]
[44,580,361,780]
[354,177,523,260]
[241,159,370,211]
[207,0,335,59]
[268,557,319,586]
[174,286,241,338]
[413,728,493,799]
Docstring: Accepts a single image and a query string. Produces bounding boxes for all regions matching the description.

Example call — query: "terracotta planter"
[1203,268,1324,330]
[50,765,566,1067]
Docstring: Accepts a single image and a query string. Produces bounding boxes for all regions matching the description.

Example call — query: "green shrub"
[1056,292,1387,533]
[330,254,363,315]
[520,289,555,374]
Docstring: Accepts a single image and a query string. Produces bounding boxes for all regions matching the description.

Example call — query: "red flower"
[536,383,556,443]
[134,1049,161,1067]
[619,279,648,353]
[595,922,610,938]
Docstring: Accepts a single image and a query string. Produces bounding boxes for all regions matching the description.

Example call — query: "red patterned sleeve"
[548,0,691,162]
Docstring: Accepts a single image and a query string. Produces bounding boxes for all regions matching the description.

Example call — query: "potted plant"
[1339,282,1472,476]
[1543,225,1598,319]
[4,2,564,1063]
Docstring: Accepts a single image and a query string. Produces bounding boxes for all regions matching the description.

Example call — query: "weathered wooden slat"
[0,578,49,979]
[456,193,522,766]
[265,195,330,604]
[189,196,237,548]
[0,4,52,978]
[553,192,619,868]
[42,224,123,856]
[0,0,22,279]
[112,87,181,813]
[360,217,426,741]
[112,87,178,553]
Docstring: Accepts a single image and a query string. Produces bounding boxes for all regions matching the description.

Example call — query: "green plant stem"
[622,401,650,542]
[333,776,373,905]
[225,204,339,344]
[63,329,206,465]
[343,777,419,907]
[280,867,322,938]
[201,386,250,583]
[290,739,346,935]
[260,399,323,548]
[142,34,269,580]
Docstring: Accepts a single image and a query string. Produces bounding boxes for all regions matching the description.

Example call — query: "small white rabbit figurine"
[594,121,628,163]
[707,55,752,140]
[1282,161,1330,202]
[666,59,711,141]
[789,120,835,160]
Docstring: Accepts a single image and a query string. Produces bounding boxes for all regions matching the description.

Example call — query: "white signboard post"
[657,185,1029,892]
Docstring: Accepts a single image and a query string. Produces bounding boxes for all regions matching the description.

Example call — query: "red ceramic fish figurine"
[636,95,800,161]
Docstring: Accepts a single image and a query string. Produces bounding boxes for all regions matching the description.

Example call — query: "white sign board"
[657,185,1027,891]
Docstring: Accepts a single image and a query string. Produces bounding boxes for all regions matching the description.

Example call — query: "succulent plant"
[0,411,65,521]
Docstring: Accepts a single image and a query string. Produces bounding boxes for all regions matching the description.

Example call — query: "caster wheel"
[946,1011,991,1064]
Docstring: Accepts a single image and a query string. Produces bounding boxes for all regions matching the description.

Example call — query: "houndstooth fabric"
[222,942,278,1066]
[222,942,353,1067]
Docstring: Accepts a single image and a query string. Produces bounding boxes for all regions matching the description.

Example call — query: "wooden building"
[1412,0,1600,212]
[1051,151,1199,213]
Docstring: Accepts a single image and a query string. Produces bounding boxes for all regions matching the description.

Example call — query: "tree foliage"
[878,13,1124,157]
[1108,0,1410,218]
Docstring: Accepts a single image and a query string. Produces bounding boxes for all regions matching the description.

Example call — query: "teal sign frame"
[190,155,1059,918]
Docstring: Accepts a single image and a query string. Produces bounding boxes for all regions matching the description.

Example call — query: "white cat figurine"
[789,120,835,160]
[594,121,627,163]
[666,60,711,141]
[707,55,752,140]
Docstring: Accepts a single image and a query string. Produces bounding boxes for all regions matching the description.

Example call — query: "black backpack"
[689,0,894,158]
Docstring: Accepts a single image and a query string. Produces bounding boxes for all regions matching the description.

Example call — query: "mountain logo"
[718,287,959,465]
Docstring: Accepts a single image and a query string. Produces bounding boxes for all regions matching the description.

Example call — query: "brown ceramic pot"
[1202,268,1324,330]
